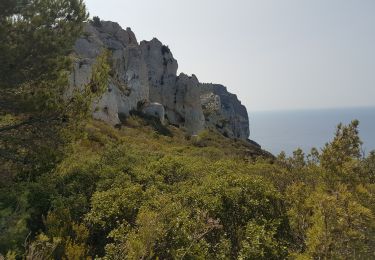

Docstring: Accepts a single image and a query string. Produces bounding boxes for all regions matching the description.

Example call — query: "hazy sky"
[85,0,375,111]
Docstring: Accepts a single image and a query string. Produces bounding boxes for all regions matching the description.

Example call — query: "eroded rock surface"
[200,83,250,139]
[71,21,149,125]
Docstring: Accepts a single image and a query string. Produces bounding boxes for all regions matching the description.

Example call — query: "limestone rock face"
[200,83,250,139]
[140,39,179,123]
[175,74,205,134]
[71,21,149,125]
[140,40,204,134]
[140,39,178,106]
[71,20,250,139]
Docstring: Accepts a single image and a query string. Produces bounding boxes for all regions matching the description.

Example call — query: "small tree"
[320,120,363,184]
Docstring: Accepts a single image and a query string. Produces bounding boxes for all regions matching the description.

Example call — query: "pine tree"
[0,0,89,179]
[0,0,89,255]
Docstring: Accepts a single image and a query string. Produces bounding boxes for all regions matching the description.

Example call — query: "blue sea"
[250,107,375,156]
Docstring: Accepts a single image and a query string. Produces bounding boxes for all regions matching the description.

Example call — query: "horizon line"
[249,105,375,113]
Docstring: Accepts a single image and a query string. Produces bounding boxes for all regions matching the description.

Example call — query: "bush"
[92,16,102,27]
[161,45,170,55]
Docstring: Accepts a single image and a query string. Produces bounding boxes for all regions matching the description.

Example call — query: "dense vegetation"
[1,0,374,259]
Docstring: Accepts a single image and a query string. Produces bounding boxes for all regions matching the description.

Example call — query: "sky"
[85,0,375,112]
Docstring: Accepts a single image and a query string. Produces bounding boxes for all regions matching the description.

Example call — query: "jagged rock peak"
[92,20,138,46]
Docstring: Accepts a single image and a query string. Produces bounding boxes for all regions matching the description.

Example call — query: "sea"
[250,107,375,156]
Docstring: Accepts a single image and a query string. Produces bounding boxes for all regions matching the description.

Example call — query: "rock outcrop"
[140,39,204,134]
[200,83,250,139]
[71,20,250,139]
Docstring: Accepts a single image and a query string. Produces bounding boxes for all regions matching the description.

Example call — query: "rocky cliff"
[71,20,250,139]
[201,83,250,139]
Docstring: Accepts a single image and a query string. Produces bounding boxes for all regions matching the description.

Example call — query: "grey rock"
[140,39,204,134]
[200,83,250,139]
[140,39,178,122]
[175,73,205,134]
[142,102,165,124]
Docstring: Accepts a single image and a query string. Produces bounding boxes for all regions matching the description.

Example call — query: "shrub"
[161,45,170,55]
[92,16,102,27]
